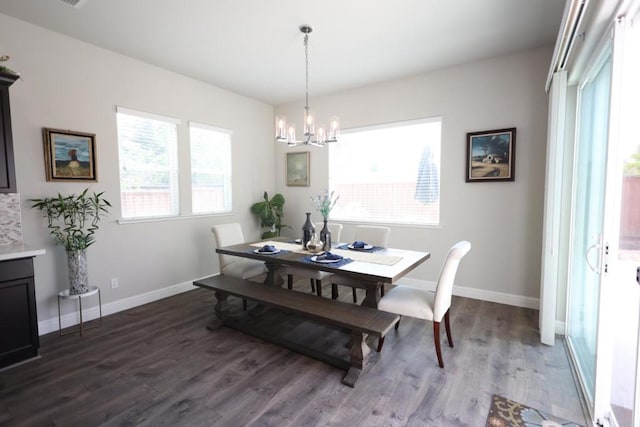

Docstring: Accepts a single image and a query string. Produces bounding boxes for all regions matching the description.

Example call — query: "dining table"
[215,237,431,309]
[203,237,431,385]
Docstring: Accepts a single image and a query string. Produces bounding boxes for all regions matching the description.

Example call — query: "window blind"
[328,118,441,226]
[116,107,179,219]
[189,122,232,214]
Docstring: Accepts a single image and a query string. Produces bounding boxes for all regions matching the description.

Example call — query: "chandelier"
[275,25,340,147]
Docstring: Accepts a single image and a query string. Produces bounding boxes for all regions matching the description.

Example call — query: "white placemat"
[251,241,402,266]
[331,249,402,266]
[251,241,308,253]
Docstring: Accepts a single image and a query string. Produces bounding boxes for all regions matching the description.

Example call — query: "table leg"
[342,330,365,387]
[208,291,230,331]
[361,282,382,308]
[264,261,285,287]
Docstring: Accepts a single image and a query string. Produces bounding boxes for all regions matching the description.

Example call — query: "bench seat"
[193,274,399,387]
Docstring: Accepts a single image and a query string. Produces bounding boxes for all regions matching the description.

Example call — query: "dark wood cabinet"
[0,72,18,193]
[0,257,39,369]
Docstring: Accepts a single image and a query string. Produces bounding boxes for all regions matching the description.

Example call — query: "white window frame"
[116,106,180,220]
[189,121,233,215]
[328,117,441,227]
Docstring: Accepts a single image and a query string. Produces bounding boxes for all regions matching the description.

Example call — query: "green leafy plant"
[250,191,289,238]
[30,189,111,251]
[310,189,339,220]
[624,146,640,176]
[0,55,17,75]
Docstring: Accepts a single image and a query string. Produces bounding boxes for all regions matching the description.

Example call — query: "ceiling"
[0,0,565,106]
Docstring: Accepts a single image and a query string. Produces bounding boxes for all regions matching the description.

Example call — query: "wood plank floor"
[0,280,587,426]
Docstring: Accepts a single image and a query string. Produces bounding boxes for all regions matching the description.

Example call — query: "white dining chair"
[376,240,471,368]
[211,223,268,309]
[286,223,343,296]
[332,225,391,302]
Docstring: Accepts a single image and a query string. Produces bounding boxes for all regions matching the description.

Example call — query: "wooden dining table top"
[216,238,430,285]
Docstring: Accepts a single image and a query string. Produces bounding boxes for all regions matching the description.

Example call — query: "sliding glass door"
[566,46,612,413]
[566,15,640,424]
[608,14,640,427]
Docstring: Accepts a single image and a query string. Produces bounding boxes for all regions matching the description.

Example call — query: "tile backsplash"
[0,193,23,244]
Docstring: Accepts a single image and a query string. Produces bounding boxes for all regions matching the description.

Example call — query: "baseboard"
[555,320,566,335]
[397,278,540,310]
[39,275,545,335]
[37,276,211,336]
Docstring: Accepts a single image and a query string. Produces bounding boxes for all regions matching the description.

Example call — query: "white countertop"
[0,243,46,261]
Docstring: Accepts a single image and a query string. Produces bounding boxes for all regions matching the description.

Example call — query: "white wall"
[0,13,275,328]
[1,10,553,327]
[275,46,552,306]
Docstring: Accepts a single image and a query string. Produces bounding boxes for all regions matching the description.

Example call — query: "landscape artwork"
[465,128,516,182]
[286,151,310,186]
[43,128,97,182]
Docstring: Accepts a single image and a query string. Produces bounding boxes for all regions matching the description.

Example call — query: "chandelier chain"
[304,33,309,111]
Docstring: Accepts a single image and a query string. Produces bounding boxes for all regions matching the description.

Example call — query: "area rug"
[486,394,584,427]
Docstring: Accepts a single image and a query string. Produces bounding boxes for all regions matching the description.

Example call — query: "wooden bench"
[193,274,399,387]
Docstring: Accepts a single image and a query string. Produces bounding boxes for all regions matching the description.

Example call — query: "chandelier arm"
[275,25,339,147]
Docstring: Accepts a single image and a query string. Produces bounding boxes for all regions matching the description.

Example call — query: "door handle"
[585,242,601,274]
[637,266,639,285]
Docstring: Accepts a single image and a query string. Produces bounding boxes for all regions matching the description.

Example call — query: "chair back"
[354,225,391,247]
[433,241,471,321]
[328,223,343,242]
[211,223,246,269]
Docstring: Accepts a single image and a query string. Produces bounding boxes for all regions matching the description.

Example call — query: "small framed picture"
[466,128,516,182]
[286,151,310,187]
[42,128,97,182]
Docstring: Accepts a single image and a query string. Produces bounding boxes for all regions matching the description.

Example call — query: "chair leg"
[433,321,444,368]
[331,284,339,300]
[315,280,322,297]
[310,278,315,293]
[287,275,293,290]
[352,287,357,303]
[379,317,401,352]
[380,285,385,297]
[444,310,453,348]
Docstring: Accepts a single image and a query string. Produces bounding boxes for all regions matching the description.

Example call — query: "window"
[189,122,232,214]
[116,107,179,219]
[329,118,441,226]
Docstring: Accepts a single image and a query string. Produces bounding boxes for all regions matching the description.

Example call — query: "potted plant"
[0,55,18,76]
[250,191,289,238]
[30,189,111,294]
[310,189,340,250]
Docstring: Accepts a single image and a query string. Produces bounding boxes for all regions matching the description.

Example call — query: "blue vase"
[320,219,331,251]
[302,212,315,247]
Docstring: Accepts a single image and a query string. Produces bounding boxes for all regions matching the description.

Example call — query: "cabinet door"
[0,277,39,368]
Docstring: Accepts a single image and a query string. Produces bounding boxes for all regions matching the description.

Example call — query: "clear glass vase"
[67,249,89,295]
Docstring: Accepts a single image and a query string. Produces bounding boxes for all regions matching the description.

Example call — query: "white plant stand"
[57,286,102,336]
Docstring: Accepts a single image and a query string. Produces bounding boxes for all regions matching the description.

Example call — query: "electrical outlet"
[111,278,119,289]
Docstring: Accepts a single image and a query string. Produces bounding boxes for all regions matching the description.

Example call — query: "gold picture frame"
[286,151,310,187]
[42,128,97,182]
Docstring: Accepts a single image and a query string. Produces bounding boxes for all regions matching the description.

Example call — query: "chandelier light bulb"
[275,25,340,147]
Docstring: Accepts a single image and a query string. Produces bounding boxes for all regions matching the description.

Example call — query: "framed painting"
[43,128,97,182]
[466,127,516,182]
[286,151,310,187]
